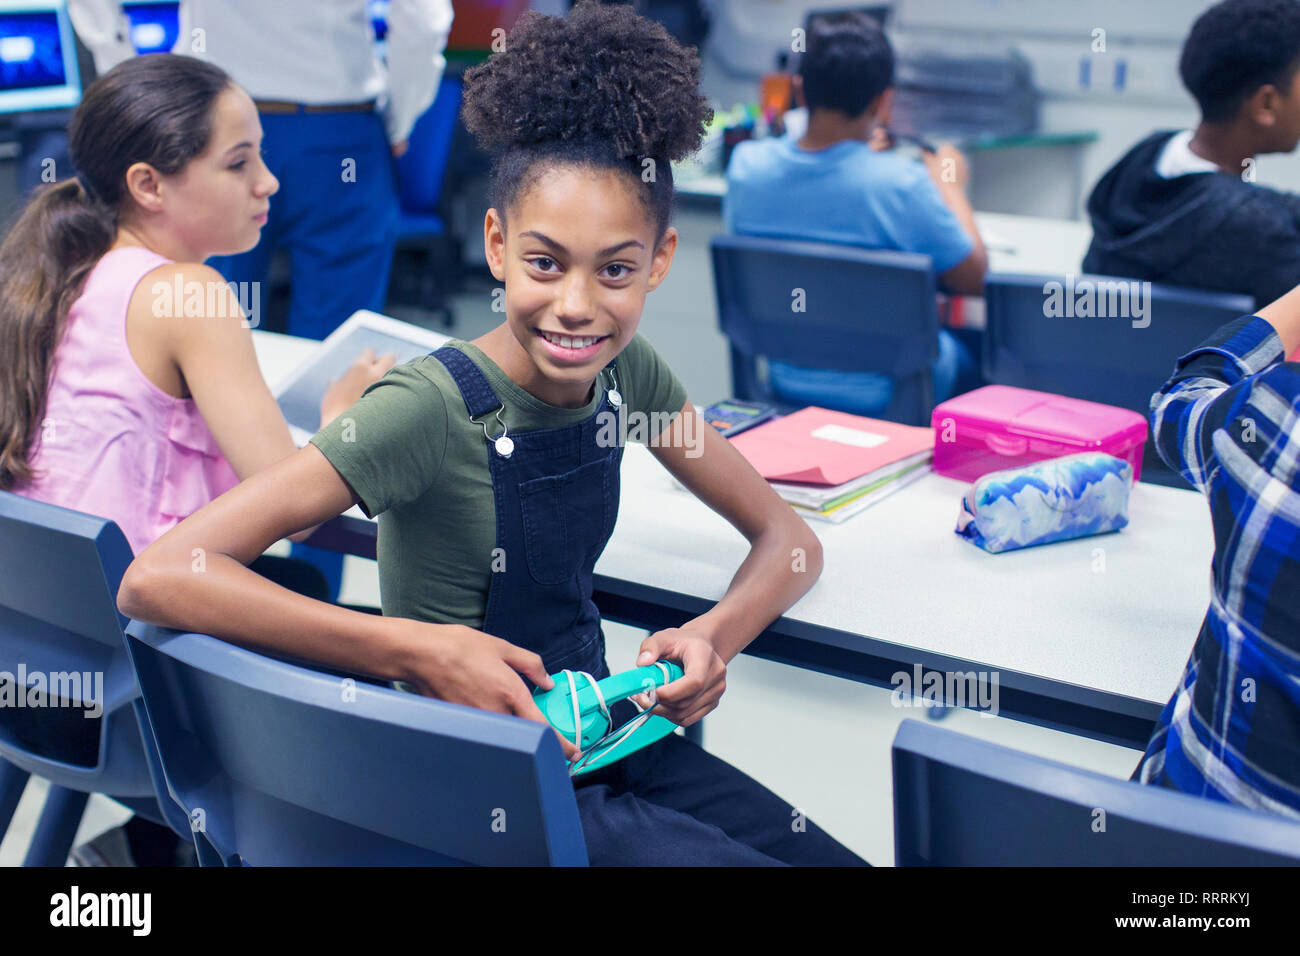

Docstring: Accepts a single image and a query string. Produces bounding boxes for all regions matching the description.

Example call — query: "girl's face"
[484,165,677,408]
[123,86,278,261]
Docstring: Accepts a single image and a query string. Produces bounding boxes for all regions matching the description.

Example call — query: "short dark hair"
[798,12,894,117]
[1180,0,1300,122]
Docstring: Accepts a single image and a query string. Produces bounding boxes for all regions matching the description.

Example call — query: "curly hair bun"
[460,0,712,163]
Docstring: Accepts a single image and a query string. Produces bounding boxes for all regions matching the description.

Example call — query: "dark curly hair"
[1181,0,1300,123]
[460,0,713,244]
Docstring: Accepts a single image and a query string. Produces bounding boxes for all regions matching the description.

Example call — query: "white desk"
[253,329,1211,747]
[594,442,1210,748]
[673,164,1092,277]
[975,211,1092,277]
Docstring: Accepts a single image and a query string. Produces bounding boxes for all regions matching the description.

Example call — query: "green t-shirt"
[309,333,689,627]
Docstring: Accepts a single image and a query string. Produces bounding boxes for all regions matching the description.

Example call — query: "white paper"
[810,423,888,448]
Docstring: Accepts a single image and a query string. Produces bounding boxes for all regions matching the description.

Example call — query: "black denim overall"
[432,345,867,866]
[431,346,633,696]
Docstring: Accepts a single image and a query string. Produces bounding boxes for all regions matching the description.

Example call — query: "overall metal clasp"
[471,403,513,458]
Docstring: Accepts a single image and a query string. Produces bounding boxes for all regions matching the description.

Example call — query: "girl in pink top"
[0,54,391,866]
[17,244,241,555]
[0,54,389,554]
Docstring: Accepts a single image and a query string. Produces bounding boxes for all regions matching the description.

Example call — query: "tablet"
[274,310,451,446]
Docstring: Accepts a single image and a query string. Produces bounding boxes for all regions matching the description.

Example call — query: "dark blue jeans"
[206,110,399,341]
[574,710,868,866]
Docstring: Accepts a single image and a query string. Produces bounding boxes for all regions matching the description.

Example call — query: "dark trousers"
[206,110,399,341]
[574,716,868,866]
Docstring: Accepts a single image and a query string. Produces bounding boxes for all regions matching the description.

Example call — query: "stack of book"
[728,407,935,523]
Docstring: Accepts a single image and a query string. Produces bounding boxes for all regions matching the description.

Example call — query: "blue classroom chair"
[388,75,465,328]
[892,719,1300,865]
[395,75,463,244]
[0,491,190,865]
[124,621,588,866]
[984,273,1254,488]
[710,234,940,426]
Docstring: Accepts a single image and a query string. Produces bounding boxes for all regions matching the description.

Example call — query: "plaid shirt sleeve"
[1149,315,1286,492]
[1137,313,1300,818]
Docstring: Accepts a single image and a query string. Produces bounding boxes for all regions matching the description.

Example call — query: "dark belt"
[253,99,376,114]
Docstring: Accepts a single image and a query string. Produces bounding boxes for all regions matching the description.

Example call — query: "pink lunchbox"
[930,385,1147,483]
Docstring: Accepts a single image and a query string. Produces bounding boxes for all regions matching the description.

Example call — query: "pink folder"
[729,406,935,486]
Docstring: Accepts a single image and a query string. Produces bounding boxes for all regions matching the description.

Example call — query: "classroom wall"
[700,0,1300,216]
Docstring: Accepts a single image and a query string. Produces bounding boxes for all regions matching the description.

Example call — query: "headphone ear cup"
[579,711,612,750]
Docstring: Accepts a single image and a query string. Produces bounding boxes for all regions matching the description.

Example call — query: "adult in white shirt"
[195,0,454,340]
[69,1,450,147]
[70,0,454,339]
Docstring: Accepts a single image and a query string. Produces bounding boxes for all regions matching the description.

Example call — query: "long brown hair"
[0,54,233,490]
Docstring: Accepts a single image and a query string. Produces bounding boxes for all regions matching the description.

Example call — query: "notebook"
[790,459,930,524]
[729,406,935,486]
[770,450,932,510]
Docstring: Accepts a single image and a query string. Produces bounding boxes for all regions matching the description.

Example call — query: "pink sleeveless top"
[16,246,240,556]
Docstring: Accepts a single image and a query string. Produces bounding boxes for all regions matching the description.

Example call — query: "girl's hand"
[395,620,581,761]
[320,347,397,426]
[631,628,727,727]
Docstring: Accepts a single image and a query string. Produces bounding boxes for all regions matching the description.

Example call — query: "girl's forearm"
[685,519,824,662]
[118,549,412,684]
[1256,282,1300,358]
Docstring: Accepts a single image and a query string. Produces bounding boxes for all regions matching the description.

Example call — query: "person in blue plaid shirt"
[1136,291,1300,818]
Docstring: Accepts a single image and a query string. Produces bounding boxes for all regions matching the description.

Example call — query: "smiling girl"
[118,5,865,865]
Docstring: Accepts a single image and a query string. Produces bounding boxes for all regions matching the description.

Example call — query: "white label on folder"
[810,424,888,448]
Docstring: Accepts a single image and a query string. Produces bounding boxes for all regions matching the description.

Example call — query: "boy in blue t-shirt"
[724,11,986,414]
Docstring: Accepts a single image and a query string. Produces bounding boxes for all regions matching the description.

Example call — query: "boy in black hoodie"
[1084,0,1300,306]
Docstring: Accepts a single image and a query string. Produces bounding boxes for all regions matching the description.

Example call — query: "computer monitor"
[0,0,81,114]
[804,4,893,35]
[121,0,180,56]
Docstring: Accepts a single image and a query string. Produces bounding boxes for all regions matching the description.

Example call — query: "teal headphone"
[534,660,684,776]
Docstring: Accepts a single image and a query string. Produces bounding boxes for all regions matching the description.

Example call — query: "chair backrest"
[892,719,1300,865]
[125,622,589,866]
[984,272,1254,418]
[396,76,464,215]
[710,234,939,425]
[0,491,155,797]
